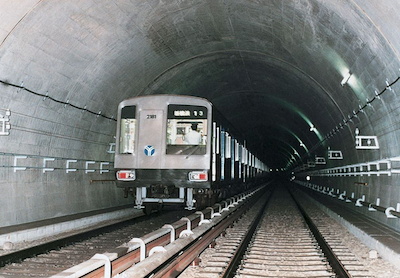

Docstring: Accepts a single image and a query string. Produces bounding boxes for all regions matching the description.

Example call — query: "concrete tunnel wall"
[0,1,400,231]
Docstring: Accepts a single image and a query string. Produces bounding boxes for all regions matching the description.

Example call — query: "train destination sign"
[168,104,207,119]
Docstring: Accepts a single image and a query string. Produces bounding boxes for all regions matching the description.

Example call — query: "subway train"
[114,95,269,212]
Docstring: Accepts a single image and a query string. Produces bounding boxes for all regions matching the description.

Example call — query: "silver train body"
[114,95,269,210]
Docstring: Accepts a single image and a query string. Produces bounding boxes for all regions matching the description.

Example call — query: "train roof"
[119,94,212,106]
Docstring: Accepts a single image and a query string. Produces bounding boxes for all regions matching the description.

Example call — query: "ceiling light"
[341,71,352,86]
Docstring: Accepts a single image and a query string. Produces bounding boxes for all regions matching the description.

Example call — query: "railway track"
[0,183,382,277]
[293,189,374,278]
[0,185,268,277]
[0,209,191,277]
[181,185,374,278]
[235,187,334,277]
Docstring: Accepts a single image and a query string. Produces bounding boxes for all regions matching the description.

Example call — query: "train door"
[137,109,164,168]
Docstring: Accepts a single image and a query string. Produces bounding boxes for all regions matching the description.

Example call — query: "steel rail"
[220,189,272,278]
[51,185,267,277]
[143,186,270,278]
[112,186,270,277]
[79,215,198,278]
[134,186,263,278]
[0,214,142,268]
[289,189,352,278]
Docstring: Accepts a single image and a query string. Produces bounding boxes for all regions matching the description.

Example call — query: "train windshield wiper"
[185,145,200,159]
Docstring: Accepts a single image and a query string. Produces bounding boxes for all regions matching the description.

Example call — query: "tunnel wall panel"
[0,83,131,228]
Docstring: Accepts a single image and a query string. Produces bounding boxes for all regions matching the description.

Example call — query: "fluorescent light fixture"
[341,71,352,86]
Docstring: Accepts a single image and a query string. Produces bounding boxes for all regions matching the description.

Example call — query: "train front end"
[114,95,212,210]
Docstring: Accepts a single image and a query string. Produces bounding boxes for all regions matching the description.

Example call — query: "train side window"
[119,105,136,154]
[225,132,231,159]
[220,129,225,180]
[166,104,207,155]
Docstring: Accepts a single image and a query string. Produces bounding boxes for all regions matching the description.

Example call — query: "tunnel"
[1,0,400,265]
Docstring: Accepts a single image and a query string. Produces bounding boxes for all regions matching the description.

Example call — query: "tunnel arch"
[0,0,399,235]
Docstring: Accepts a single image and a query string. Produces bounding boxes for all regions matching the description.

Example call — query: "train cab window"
[166,104,207,155]
[119,105,136,154]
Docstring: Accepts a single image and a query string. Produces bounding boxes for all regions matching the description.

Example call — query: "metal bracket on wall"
[100,162,110,174]
[328,150,343,160]
[303,155,400,177]
[13,155,27,172]
[295,180,400,219]
[2,152,113,174]
[307,160,316,168]
[107,143,115,154]
[66,159,77,173]
[315,156,326,165]
[42,158,55,173]
[355,128,379,149]
[85,161,96,173]
[0,109,11,136]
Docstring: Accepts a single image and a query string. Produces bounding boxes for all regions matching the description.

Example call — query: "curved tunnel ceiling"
[1,0,400,170]
[143,50,341,167]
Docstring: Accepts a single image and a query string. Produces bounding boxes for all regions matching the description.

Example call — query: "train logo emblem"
[144,145,155,156]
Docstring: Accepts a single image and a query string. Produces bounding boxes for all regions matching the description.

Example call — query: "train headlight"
[117,170,136,181]
[188,171,208,182]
